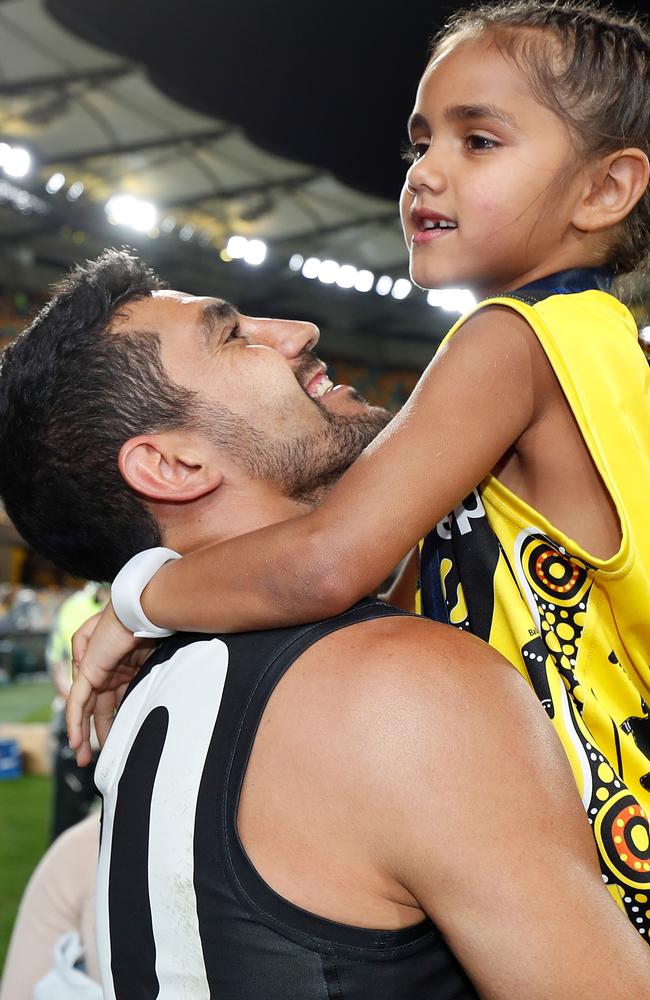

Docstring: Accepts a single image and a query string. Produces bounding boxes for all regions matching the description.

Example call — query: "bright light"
[354,269,374,293]
[376,275,393,296]
[243,239,267,266]
[391,278,412,300]
[45,172,66,194]
[302,257,321,279]
[3,146,31,178]
[161,215,176,233]
[318,259,339,284]
[226,235,247,259]
[289,253,304,272]
[336,264,357,289]
[66,181,85,201]
[427,288,476,313]
[105,194,157,232]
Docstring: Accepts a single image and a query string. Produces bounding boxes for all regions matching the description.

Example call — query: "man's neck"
[160,481,312,555]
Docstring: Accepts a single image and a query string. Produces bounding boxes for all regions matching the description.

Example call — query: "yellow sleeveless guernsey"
[418,287,650,937]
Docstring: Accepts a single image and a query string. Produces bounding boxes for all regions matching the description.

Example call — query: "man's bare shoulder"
[291,612,550,765]
[305,611,516,696]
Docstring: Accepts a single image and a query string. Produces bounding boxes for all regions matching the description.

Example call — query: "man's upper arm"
[354,621,650,1000]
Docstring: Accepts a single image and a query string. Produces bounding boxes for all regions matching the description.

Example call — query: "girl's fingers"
[71,610,103,666]
[65,672,94,753]
[93,690,120,748]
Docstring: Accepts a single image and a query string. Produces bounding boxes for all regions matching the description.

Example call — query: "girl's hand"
[66,602,156,765]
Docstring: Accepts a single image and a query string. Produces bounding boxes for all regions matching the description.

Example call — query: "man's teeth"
[421,219,456,230]
[310,376,333,398]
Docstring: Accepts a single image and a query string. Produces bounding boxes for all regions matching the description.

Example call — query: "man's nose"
[246,317,320,359]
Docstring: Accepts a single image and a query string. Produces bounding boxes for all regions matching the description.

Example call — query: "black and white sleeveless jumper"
[94,599,478,1000]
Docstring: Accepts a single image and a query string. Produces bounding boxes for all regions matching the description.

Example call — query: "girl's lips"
[411,227,456,245]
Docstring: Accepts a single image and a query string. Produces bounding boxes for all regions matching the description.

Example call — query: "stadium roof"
[1,0,648,368]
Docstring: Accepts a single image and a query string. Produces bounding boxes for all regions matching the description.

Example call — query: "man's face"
[112,290,391,502]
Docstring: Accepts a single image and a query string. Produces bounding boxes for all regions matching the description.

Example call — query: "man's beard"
[198,383,391,505]
[259,398,391,504]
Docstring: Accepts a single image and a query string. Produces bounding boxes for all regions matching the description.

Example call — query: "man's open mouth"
[305,370,334,398]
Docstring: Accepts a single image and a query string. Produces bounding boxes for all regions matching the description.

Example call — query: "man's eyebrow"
[200,300,238,344]
[444,103,519,130]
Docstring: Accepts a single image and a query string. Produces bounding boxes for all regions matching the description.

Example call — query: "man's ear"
[572,148,650,233]
[118,432,223,502]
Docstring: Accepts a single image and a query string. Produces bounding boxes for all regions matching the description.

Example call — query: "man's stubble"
[198,368,391,505]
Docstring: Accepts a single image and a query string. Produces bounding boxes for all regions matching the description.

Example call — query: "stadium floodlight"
[354,269,374,293]
[106,194,157,232]
[288,253,304,272]
[226,235,248,259]
[2,145,31,179]
[317,259,339,284]
[375,275,393,296]
[302,257,321,279]
[427,288,476,313]
[335,264,358,289]
[243,239,267,266]
[391,278,412,300]
[45,172,66,194]
[66,181,85,202]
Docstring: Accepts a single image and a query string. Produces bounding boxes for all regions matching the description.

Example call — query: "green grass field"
[0,774,51,971]
[0,674,55,723]
[0,676,54,973]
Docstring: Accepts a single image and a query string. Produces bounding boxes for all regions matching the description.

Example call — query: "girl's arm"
[143,306,539,631]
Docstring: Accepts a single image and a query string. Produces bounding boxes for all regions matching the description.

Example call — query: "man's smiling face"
[112,289,391,502]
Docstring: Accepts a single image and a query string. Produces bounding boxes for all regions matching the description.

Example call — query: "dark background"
[47,0,650,202]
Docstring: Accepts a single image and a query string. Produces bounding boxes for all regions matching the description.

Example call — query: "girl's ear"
[118,432,223,502]
[573,148,650,233]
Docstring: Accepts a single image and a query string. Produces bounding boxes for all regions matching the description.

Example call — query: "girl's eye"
[466,134,499,152]
[401,140,429,165]
[225,323,241,343]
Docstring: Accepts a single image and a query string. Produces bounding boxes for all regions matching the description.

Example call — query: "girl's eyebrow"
[407,103,519,136]
[407,112,429,136]
[444,103,520,130]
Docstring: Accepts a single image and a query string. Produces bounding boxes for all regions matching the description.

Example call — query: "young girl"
[73,0,650,936]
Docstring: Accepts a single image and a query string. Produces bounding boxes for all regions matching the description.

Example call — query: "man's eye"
[466,134,498,152]
[401,141,429,164]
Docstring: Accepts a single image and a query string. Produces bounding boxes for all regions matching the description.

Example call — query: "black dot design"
[520,636,554,719]
[587,769,650,939]
[520,535,593,709]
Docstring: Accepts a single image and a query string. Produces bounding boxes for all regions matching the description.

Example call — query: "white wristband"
[111,547,182,638]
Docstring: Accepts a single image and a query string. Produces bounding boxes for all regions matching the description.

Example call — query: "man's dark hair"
[0,248,199,581]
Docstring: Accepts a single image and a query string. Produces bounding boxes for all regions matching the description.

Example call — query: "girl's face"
[400,34,589,296]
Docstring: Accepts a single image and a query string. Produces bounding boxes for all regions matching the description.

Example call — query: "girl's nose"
[406,149,447,194]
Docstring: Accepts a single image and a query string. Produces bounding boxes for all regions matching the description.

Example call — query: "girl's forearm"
[140,507,378,633]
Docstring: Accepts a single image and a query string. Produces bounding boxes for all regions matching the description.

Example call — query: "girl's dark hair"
[430,1,650,274]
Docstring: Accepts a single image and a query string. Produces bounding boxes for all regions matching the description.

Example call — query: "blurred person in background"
[0,813,102,1000]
